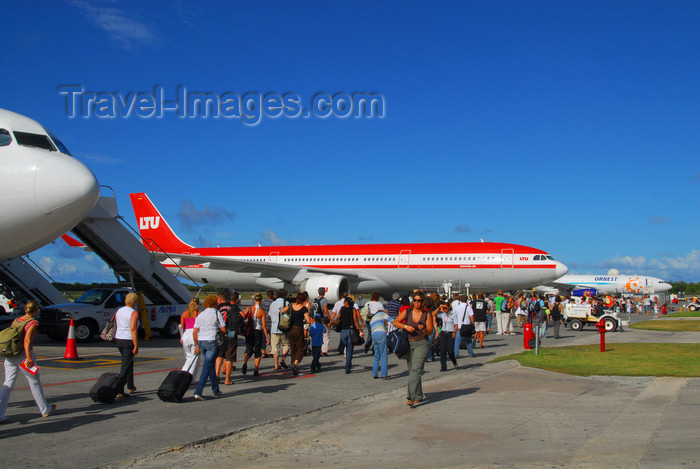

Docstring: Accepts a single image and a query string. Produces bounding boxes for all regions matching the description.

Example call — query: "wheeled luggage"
[89,373,126,404]
[157,370,193,403]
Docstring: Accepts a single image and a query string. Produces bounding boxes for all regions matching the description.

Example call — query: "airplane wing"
[153,252,375,283]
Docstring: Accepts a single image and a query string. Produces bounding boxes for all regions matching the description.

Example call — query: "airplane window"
[546,255,555,260]
[534,255,541,260]
[13,131,56,151]
[0,129,11,146]
[48,131,72,155]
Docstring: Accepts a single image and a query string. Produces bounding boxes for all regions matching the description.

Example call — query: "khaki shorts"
[474,322,487,332]
[270,333,289,355]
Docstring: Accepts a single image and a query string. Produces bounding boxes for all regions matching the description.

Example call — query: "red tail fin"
[129,193,193,253]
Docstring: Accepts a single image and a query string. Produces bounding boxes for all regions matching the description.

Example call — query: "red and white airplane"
[130,193,568,302]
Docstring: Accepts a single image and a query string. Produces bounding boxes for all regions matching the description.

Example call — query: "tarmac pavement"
[0,316,698,468]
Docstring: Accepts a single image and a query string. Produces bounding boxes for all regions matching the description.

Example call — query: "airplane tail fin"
[129,193,194,253]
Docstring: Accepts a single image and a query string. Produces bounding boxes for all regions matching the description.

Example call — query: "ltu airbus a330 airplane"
[0,109,99,261]
[130,193,568,302]
[536,269,672,295]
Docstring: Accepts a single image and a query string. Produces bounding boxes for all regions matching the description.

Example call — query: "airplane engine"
[301,275,350,304]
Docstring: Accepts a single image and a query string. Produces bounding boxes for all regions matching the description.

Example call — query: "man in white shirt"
[453,295,474,358]
[268,289,290,370]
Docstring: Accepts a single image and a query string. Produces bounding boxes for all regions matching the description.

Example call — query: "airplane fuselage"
[540,274,672,295]
[0,109,99,260]
[163,243,568,296]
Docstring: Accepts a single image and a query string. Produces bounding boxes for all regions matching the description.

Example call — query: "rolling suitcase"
[90,372,126,404]
[157,370,193,403]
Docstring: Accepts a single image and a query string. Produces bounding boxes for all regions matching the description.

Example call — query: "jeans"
[454,332,474,357]
[486,312,493,331]
[195,340,219,396]
[339,329,354,372]
[372,332,388,378]
[116,339,135,392]
[406,339,429,401]
[427,332,435,360]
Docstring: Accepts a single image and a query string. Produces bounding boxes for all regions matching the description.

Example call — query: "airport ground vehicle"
[563,303,629,332]
[688,301,699,312]
[38,288,186,342]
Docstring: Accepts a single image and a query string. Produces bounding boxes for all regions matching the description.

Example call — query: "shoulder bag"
[100,317,117,342]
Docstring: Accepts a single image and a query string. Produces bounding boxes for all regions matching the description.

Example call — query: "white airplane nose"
[555,261,568,279]
[35,155,99,218]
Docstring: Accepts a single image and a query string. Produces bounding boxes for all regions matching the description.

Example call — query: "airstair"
[0,256,68,307]
[69,191,194,305]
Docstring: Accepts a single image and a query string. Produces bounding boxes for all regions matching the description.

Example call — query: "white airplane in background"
[536,269,672,295]
[130,193,568,302]
[0,109,99,261]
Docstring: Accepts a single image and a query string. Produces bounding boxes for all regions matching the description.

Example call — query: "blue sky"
[4,1,699,282]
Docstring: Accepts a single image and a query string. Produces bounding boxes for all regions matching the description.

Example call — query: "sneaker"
[292,363,299,376]
[242,363,248,375]
[42,404,57,417]
[194,394,206,401]
[280,361,288,370]
[213,391,223,397]
[253,370,260,376]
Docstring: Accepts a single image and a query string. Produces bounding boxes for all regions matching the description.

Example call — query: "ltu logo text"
[139,216,160,229]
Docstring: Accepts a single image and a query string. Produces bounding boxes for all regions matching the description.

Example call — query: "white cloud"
[78,152,124,165]
[597,250,700,281]
[71,0,162,49]
[261,230,290,246]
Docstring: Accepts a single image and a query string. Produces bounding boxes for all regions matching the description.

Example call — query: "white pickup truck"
[38,288,187,342]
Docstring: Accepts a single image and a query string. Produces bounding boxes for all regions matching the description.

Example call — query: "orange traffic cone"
[64,318,80,359]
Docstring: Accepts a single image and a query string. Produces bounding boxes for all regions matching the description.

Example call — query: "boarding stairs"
[0,256,68,307]
[68,192,194,306]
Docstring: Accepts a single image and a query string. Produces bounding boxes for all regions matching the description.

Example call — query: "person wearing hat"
[308,313,325,372]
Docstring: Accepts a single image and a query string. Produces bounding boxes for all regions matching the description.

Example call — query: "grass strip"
[631,320,700,332]
[492,343,700,377]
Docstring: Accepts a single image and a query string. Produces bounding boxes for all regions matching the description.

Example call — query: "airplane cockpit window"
[546,255,555,260]
[0,129,11,146]
[13,131,56,151]
[534,255,541,260]
[48,131,72,155]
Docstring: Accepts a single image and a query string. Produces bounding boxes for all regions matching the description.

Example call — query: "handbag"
[349,327,364,346]
[330,319,342,333]
[215,329,228,348]
[459,323,475,338]
[388,328,409,356]
[100,318,116,342]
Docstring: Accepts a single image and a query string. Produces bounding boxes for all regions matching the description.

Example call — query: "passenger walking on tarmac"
[363,292,384,353]
[180,298,201,380]
[308,314,325,372]
[337,297,365,374]
[115,292,139,397]
[394,292,433,408]
[471,292,488,349]
[313,288,331,357]
[222,292,242,385]
[214,290,233,378]
[494,290,506,335]
[241,294,269,377]
[281,293,312,376]
[332,291,349,356]
[0,300,56,423]
[549,296,563,339]
[369,303,390,379]
[437,301,458,371]
[192,295,226,400]
[268,289,290,370]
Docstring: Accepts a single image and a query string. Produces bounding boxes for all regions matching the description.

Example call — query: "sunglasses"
[413,298,423,302]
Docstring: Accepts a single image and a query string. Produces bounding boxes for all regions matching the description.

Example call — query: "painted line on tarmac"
[14,366,182,391]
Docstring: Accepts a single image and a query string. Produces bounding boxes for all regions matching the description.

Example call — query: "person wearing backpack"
[0,300,56,423]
